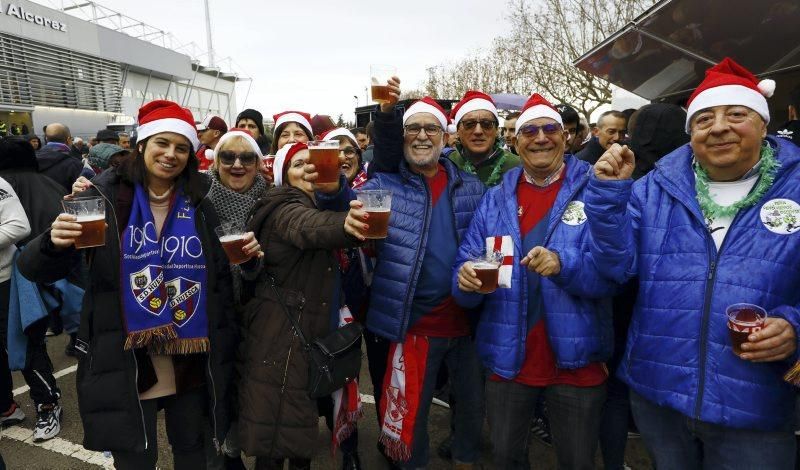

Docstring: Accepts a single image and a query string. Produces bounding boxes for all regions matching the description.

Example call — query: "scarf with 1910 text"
[121,183,208,354]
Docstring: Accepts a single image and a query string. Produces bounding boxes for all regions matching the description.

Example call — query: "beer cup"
[355,190,392,239]
[62,197,106,249]
[215,223,252,265]
[471,251,503,294]
[307,140,341,192]
[370,65,396,104]
[726,303,767,356]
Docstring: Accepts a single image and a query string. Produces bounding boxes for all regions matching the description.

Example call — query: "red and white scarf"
[332,306,363,451]
[378,334,429,462]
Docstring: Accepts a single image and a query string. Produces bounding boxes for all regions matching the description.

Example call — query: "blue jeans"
[486,380,606,470]
[403,336,484,469]
[630,391,796,470]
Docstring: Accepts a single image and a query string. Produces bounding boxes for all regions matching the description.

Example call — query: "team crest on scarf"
[130,265,167,315]
[165,277,201,327]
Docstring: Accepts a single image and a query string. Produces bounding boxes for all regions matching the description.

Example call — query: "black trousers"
[112,388,207,470]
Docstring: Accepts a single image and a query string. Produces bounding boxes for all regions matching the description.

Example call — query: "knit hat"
[273,111,313,137]
[516,93,563,134]
[137,100,200,151]
[402,97,449,131]
[449,91,499,130]
[196,114,228,133]
[88,143,127,170]
[206,128,264,161]
[235,109,266,137]
[321,128,358,147]
[686,57,775,132]
[273,142,308,187]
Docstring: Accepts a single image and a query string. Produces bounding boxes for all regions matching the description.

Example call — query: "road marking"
[13,364,78,397]
[1,425,113,469]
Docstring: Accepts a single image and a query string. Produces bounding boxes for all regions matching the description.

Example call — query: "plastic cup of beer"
[726,303,767,356]
[370,64,396,104]
[61,197,106,249]
[215,223,251,265]
[307,140,341,192]
[471,251,503,294]
[355,190,392,239]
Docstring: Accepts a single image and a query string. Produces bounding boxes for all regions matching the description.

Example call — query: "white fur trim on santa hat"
[137,118,200,151]
[272,143,294,188]
[516,105,563,134]
[403,102,448,130]
[453,98,499,126]
[323,128,358,146]
[275,112,313,137]
[209,130,264,161]
[685,84,770,132]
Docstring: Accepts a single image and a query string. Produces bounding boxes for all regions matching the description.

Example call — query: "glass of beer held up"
[355,190,392,239]
[307,140,341,192]
[62,197,106,249]
[727,303,767,356]
[215,223,252,265]
[471,251,503,294]
[370,64,396,104]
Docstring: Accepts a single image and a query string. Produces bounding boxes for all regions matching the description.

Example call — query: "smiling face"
[515,117,567,179]
[215,137,259,193]
[276,122,310,149]
[403,113,444,172]
[457,109,498,156]
[285,149,314,197]
[690,105,766,181]
[336,137,361,182]
[141,132,191,190]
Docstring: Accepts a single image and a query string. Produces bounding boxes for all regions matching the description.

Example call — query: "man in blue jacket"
[453,93,615,470]
[342,97,486,469]
[585,57,800,469]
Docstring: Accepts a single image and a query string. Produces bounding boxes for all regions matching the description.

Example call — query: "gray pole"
[204,0,214,67]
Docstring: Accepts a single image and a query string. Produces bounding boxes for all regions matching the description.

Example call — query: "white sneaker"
[32,403,62,442]
[0,402,25,426]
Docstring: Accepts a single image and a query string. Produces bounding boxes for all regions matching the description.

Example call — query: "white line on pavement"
[1,425,114,469]
[13,364,78,397]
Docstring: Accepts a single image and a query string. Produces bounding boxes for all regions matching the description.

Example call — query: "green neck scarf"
[458,141,507,187]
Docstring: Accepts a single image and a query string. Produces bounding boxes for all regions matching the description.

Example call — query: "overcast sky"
[81,0,508,122]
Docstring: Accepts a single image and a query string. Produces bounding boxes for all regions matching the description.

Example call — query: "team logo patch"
[165,277,202,327]
[561,201,587,226]
[760,199,800,235]
[130,265,166,315]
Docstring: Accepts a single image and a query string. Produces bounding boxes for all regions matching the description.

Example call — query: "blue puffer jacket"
[452,157,615,379]
[584,137,800,431]
[364,157,485,342]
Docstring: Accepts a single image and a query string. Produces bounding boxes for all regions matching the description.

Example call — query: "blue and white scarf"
[121,184,209,354]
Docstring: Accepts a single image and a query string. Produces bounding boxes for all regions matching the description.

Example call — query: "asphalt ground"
[0,333,652,469]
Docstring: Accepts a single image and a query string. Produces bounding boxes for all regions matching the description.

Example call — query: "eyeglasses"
[340,146,358,158]
[518,123,563,137]
[460,119,498,131]
[218,151,259,166]
[404,124,443,136]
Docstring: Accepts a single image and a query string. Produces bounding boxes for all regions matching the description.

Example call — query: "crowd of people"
[0,56,799,470]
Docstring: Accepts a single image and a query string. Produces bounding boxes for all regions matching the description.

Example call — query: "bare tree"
[422,0,656,120]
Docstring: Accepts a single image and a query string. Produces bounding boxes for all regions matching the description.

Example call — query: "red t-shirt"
[491,171,607,387]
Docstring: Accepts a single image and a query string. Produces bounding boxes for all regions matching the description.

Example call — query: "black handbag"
[268,279,363,398]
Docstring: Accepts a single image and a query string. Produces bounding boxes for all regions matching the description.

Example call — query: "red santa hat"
[449,91,499,130]
[321,127,358,147]
[686,57,775,132]
[515,93,563,134]
[205,128,264,161]
[272,142,308,187]
[137,100,200,151]
[273,111,313,137]
[402,97,449,131]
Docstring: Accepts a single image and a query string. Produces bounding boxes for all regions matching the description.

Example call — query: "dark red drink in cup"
[726,303,767,356]
[473,263,500,294]
[308,141,340,192]
[215,223,252,265]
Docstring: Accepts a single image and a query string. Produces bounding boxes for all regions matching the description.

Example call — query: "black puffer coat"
[16,168,238,452]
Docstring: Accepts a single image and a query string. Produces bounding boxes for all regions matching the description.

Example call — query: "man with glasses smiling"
[453,93,614,469]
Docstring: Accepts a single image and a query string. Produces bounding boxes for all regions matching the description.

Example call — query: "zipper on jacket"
[206,353,220,452]
[130,350,149,450]
[400,176,432,336]
[269,307,300,458]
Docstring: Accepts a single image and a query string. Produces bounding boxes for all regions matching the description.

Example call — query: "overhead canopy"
[574,0,800,103]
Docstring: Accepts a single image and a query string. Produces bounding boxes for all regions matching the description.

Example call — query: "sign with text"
[0,2,67,32]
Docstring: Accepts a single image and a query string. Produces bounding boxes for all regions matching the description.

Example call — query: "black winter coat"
[35,146,83,193]
[16,168,238,453]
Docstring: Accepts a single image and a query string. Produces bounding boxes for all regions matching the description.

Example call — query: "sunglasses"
[518,123,563,137]
[218,151,259,166]
[460,119,498,131]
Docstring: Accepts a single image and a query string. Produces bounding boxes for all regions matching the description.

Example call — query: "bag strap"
[267,276,312,350]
